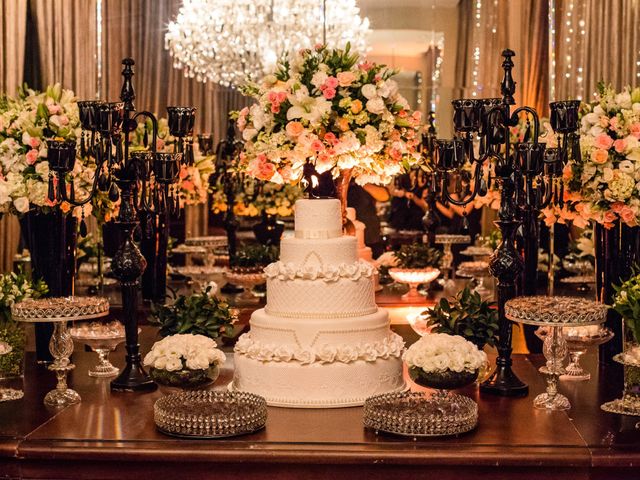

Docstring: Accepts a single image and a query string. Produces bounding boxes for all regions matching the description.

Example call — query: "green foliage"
[479,229,502,250]
[612,269,640,345]
[424,287,499,349]
[231,244,279,269]
[0,322,26,376]
[394,244,443,269]
[150,286,236,340]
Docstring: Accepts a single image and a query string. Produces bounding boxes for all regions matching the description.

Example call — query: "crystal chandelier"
[165,0,370,88]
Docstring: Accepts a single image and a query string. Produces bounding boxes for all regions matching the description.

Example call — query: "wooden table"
[1,325,638,480]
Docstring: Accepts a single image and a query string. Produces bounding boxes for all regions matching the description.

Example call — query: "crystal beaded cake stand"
[601,353,640,416]
[69,321,127,377]
[505,296,607,410]
[0,341,23,402]
[388,268,441,300]
[12,297,109,407]
[154,390,267,438]
[435,234,471,280]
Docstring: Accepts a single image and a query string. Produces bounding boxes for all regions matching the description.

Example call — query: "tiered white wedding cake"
[232,198,405,407]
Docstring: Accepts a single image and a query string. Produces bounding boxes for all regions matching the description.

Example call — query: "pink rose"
[179,165,189,180]
[620,206,637,225]
[603,210,618,223]
[591,149,609,164]
[47,104,61,115]
[336,71,356,87]
[311,140,324,152]
[324,77,339,89]
[611,202,625,213]
[323,132,338,145]
[26,149,38,165]
[237,115,247,131]
[271,103,280,114]
[594,134,614,150]
[29,137,40,148]
[322,87,336,100]
[285,121,304,137]
[614,139,627,153]
[359,61,374,72]
[630,123,640,139]
[267,91,279,103]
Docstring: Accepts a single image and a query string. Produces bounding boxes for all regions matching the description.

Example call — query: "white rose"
[13,197,29,213]
[619,160,635,174]
[311,71,328,89]
[632,103,640,114]
[242,128,258,142]
[615,91,632,109]
[361,84,377,99]
[293,349,315,365]
[366,97,386,115]
[316,344,337,364]
[273,346,293,362]
[165,356,183,372]
[336,345,358,363]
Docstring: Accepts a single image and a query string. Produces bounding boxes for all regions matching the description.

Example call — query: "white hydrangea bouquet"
[144,333,226,387]
[236,43,422,186]
[0,84,114,220]
[543,85,640,228]
[403,333,487,390]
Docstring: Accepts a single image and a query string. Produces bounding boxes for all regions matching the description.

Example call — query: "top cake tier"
[294,199,342,239]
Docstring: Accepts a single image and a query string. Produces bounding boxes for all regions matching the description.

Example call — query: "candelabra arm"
[440,162,484,206]
[57,156,108,207]
[511,106,541,140]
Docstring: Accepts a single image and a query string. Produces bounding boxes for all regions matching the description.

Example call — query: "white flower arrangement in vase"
[403,333,487,389]
[143,333,226,388]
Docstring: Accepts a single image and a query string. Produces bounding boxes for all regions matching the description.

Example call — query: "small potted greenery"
[0,270,48,378]
[226,244,279,300]
[423,286,499,350]
[150,285,236,341]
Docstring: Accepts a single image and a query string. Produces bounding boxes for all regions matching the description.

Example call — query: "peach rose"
[26,149,38,165]
[620,205,637,225]
[285,121,304,138]
[594,134,614,150]
[350,100,363,114]
[603,210,618,223]
[630,123,640,139]
[29,137,40,149]
[591,149,609,164]
[336,71,356,87]
[336,117,350,132]
[614,139,627,153]
[322,87,336,100]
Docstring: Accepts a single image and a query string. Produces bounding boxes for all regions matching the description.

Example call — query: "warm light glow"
[165,0,370,88]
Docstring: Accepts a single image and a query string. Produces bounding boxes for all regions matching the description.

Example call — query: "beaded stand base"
[0,388,23,402]
[363,391,478,437]
[601,354,640,417]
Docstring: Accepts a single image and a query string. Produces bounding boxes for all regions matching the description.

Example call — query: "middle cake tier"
[263,258,377,318]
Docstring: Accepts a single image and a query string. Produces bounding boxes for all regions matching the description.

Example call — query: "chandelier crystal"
[165,0,370,88]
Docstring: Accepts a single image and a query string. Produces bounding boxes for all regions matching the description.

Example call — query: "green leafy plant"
[424,287,499,349]
[150,285,236,340]
[612,270,640,345]
[231,244,279,270]
[393,244,442,269]
[479,229,502,250]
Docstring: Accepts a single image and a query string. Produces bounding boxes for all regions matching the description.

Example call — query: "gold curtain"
[520,0,549,115]
[0,0,27,273]
[553,0,640,100]
[454,0,511,100]
[28,0,98,98]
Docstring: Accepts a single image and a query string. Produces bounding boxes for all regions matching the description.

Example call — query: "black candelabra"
[46,58,195,391]
[432,49,580,396]
[213,119,245,294]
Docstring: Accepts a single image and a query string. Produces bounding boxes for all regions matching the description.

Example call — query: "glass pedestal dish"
[457,261,491,298]
[601,351,640,417]
[224,270,266,303]
[505,296,607,411]
[172,265,228,290]
[435,234,471,281]
[0,341,23,402]
[388,268,441,301]
[11,297,109,407]
[69,321,127,377]
[364,367,479,437]
[559,275,595,293]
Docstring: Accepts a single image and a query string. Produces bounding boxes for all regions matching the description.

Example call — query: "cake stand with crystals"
[0,341,23,402]
[11,297,110,407]
[505,296,607,410]
[435,234,471,280]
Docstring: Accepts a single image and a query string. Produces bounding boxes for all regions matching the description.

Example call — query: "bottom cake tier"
[231,353,406,408]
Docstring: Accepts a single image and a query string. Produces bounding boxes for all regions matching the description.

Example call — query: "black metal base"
[221,282,244,294]
[480,364,529,397]
[111,355,157,392]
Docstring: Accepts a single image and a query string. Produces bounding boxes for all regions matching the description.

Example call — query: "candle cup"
[435,139,466,171]
[167,106,196,137]
[97,102,124,136]
[452,99,481,133]
[543,148,561,176]
[154,152,183,184]
[47,139,77,174]
[516,142,546,175]
[550,100,581,134]
[77,101,100,132]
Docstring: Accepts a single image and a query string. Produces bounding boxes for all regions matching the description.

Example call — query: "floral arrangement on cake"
[612,271,640,364]
[543,85,640,228]
[150,284,236,340]
[403,333,487,374]
[211,180,301,218]
[235,43,422,186]
[143,333,226,387]
[131,117,214,207]
[0,84,114,220]
[0,270,48,377]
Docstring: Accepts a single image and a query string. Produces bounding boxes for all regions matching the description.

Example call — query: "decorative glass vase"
[150,364,220,389]
[19,210,77,363]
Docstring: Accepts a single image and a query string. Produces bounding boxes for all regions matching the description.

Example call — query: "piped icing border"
[234,332,405,365]
[264,260,375,282]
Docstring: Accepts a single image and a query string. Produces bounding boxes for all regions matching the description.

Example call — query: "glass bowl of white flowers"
[143,334,226,389]
[364,333,487,437]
